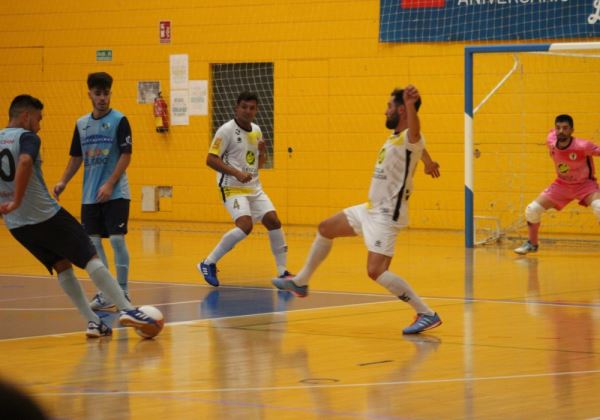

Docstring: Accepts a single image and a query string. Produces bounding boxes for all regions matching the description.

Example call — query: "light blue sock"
[110,235,129,293]
[58,268,100,323]
[85,258,133,311]
[90,235,108,268]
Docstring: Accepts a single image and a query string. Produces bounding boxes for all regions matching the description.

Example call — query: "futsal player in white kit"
[273,85,443,334]
[197,91,292,286]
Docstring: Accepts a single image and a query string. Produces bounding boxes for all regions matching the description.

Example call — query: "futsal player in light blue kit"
[54,72,132,311]
[0,94,156,337]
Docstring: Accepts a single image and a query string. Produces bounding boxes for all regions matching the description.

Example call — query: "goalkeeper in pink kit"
[515,114,600,254]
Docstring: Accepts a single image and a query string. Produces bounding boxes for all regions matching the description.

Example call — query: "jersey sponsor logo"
[377,148,386,164]
[82,134,113,145]
[558,163,570,174]
[374,240,382,247]
[209,137,222,154]
[83,148,111,166]
[246,150,256,165]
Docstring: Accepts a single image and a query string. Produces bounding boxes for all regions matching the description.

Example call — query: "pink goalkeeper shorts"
[542,178,600,210]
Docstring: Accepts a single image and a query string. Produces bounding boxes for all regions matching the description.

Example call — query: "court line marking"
[0,299,399,342]
[31,368,600,397]
[2,273,599,309]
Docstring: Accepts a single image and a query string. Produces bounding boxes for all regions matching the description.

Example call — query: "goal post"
[464,42,600,248]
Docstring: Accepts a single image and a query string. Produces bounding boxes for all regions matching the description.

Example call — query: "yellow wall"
[0,1,598,235]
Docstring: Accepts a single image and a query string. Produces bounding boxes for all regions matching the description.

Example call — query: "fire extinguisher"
[154,92,169,133]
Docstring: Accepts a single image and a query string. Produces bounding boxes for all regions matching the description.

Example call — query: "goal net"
[465,43,600,247]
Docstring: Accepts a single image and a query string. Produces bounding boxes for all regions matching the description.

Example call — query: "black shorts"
[81,198,130,238]
[10,208,97,274]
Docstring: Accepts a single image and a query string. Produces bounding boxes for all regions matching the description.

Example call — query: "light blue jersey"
[0,128,60,229]
[71,109,131,204]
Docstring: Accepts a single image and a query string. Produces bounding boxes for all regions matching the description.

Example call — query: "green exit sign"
[96,50,112,61]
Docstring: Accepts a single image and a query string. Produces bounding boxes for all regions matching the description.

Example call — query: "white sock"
[268,228,288,275]
[58,268,100,323]
[376,271,433,315]
[85,258,134,311]
[293,232,333,286]
[205,227,247,264]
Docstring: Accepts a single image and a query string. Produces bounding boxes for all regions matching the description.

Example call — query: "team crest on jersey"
[569,152,577,161]
[558,163,570,174]
[377,148,386,164]
[101,122,111,130]
[237,137,242,143]
[246,151,256,165]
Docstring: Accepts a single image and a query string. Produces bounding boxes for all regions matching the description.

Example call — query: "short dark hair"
[87,72,113,90]
[391,88,421,112]
[555,114,573,128]
[9,95,44,119]
[236,91,258,105]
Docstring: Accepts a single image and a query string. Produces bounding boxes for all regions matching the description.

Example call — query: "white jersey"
[367,128,424,225]
[208,119,263,199]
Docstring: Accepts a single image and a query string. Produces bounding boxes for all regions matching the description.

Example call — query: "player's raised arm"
[403,85,421,143]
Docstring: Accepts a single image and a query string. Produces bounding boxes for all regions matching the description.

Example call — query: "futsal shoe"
[86,320,113,338]
[197,261,219,287]
[90,291,130,312]
[272,277,308,298]
[402,312,442,335]
[89,292,117,312]
[119,308,159,329]
[514,240,539,255]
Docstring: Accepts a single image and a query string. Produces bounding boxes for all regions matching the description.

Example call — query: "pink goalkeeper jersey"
[547,130,600,184]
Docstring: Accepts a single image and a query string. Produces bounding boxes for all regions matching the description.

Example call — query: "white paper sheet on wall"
[189,80,208,116]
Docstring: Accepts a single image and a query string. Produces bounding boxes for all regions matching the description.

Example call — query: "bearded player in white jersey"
[273,85,442,335]
[197,91,292,286]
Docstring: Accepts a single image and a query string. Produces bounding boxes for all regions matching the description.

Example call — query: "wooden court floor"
[1,222,600,419]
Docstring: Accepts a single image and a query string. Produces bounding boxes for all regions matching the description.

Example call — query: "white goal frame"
[464,42,600,248]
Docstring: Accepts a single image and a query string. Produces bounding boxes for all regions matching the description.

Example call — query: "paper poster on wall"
[170,90,189,126]
[170,54,188,90]
[137,81,160,104]
[189,80,208,116]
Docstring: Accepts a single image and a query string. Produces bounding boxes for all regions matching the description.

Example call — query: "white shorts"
[343,203,401,257]
[224,190,276,223]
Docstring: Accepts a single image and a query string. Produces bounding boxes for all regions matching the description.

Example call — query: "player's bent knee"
[591,199,600,220]
[525,201,545,224]
[367,266,384,281]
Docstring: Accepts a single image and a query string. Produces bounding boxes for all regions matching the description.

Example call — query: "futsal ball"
[134,305,165,339]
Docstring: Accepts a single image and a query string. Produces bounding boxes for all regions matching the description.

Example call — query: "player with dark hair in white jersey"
[0,94,157,338]
[197,91,293,286]
[273,85,442,335]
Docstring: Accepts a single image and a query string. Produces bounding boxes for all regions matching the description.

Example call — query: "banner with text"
[380,0,600,42]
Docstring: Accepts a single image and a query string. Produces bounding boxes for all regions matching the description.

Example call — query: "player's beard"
[386,114,399,130]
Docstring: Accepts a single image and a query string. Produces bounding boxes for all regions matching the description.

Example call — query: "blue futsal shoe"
[86,320,113,338]
[90,291,130,312]
[197,261,219,287]
[272,273,308,298]
[402,312,442,335]
[119,308,158,329]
